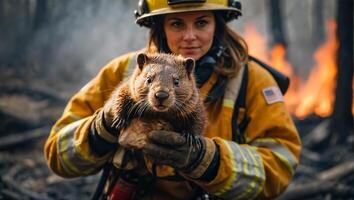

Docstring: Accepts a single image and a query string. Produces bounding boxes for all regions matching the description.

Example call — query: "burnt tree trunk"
[5,1,33,69]
[25,0,31,30]
[268,0,287,46]
[312,0,325,47]
[0,0,3,63]
[330,0,354,144]
[0,0,4,26]
[33,0,47,31]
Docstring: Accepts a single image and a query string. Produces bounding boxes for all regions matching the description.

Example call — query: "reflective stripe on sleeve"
[251,138,298,176]
[215,141,265,200]
[57,120,98,175]
[223,99,235,109]
[51,112,84,135]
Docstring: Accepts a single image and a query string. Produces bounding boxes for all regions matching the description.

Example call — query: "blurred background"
[0,0,353,199]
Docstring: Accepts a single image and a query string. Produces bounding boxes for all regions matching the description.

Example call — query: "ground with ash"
[0,81,353,200]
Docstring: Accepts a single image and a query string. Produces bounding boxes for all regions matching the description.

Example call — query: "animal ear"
[137,53,149,70]
[184,58,195,76]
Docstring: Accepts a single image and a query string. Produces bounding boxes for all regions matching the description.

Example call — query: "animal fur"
[105,52,206,150]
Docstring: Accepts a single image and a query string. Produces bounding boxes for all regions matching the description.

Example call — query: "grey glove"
[142,130,217,178]
[88,105,120,156]
[92,107,119,143]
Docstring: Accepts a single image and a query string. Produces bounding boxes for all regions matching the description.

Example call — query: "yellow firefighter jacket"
[44,51,301,200]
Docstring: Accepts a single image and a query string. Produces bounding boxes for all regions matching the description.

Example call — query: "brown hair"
[147,12,248,78]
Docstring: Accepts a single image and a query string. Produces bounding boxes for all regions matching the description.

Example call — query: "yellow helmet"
[135,0,242,27]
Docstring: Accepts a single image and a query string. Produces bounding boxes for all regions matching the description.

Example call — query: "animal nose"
[155,91,169,102]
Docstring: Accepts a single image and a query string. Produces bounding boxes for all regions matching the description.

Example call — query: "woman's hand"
[92,106,120,143]
[142,130,218,178]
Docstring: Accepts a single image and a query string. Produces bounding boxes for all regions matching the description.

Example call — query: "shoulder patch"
[262,86,284,104]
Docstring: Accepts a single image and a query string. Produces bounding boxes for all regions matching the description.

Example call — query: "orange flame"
[243,24,270,63]
[270,44,302,114]
[243,20,343,119]
[294,21,338,118]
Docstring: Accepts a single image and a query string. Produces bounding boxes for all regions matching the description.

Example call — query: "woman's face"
[164,11,215,60]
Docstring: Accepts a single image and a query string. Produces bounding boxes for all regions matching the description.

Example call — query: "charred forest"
[0,0,353,200]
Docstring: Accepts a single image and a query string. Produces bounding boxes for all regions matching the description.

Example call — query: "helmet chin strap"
[194,37,229,104]
[194,38,225,87]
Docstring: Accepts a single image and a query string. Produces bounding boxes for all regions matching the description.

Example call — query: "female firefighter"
[44,0,301,199]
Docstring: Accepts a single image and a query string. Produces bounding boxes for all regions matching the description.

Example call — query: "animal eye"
[174,78,180,87]
[146,77,152,84]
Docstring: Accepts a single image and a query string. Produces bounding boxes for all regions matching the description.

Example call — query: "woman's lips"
[180,47,199,54]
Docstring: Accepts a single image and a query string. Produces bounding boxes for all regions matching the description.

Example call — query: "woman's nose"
[183,28,197,41]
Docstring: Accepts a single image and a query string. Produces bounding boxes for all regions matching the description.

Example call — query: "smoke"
[1,0,337,93]
[27,0,147,90]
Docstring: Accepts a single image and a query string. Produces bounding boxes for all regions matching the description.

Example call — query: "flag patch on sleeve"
[262,86,284,104]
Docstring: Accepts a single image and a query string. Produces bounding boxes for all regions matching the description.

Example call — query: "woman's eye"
[171,21,183,28]
[174,78,180,87]
[196,20,208,28]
